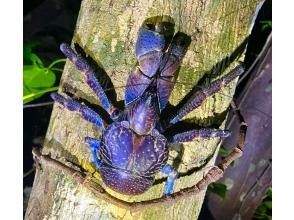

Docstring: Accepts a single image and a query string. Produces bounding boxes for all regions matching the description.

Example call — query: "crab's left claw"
[135,25,166,59]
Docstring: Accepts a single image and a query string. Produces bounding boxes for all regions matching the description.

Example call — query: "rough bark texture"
[207,35,272,220]
[25,0,261,219]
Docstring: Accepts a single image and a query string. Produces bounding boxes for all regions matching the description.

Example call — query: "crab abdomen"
[99,166,154,195]
[99,121,168,194]
[101,122,168,176]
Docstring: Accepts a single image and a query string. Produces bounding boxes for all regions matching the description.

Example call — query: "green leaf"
[23,65,57,103]
[23,84,31,96]
[260,20,272,31]
[266,188,272,197]
[264,201,272,209]
[254,188,272,220]
[23,86,59,104]
[23,42,42,66]
[23,42,62,104]
[23,65,56,89]
[219,146,229,156]
[256,205,267,215]
[30,53,44,67]
[208,183,227,199]
[23,44,33,64]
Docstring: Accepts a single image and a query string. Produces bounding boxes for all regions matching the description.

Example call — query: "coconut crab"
[51,22,244,196]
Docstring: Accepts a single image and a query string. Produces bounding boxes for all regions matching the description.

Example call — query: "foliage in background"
[253,188,272,220]
[207,146,229,199]
[23,43,65,104]
[260,20,272,31]
[208,183,228,199]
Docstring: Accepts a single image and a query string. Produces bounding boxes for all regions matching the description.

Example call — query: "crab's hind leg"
[168,128,231,143]
[60,43,115,115]
[85,137,101,168]
[161,164,178,196]
[169,65,244,125]
[51,93,105,130]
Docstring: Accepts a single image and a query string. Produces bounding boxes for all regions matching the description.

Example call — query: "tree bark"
[25,0,261,219]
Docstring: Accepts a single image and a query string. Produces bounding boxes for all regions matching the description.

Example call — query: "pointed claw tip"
[236,64,245,74]
[60,43,69,53]
[50,92,58,100]
[85,137,100,150]
[84,137,93,144]
[224,130,232,138]
[170,116,178,125]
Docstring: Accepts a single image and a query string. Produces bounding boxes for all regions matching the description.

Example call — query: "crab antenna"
[169,65,244,125]
[60,43,115,115]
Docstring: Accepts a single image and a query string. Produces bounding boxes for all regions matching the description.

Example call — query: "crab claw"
[135,25,166,59]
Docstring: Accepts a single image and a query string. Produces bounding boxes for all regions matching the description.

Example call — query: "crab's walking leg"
[60,43,114,115]
[51,93,105,130]
[85,137,102,168]
[168,129,231,143]
[161,164,178,195]
[169,65,244,125]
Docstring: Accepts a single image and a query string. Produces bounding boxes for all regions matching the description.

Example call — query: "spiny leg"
[51,93,105,130]
[168,128,231,143]
[161,164,178,196]
[60,43,115,115]
[85,137,101,168]
[169,65,244,125]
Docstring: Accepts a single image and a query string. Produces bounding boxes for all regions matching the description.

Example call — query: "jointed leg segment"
[51,93,105,130]
[60,43,114,115]
[169,65,244,125]
[169,128,231,143]
[161,164,178,195]
[85,137,102,168]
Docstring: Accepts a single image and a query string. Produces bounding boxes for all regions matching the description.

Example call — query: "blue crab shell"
[99,121,168,194]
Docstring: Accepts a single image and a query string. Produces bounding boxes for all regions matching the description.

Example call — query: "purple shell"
[100,121,168,194]
[135,27,165,58]
[129,92,160,135]
[125,67,151,105]
[138,51,163,77]
[99,166,154,195]
[157,77,175,111]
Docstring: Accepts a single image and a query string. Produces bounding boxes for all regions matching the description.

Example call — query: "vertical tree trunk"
[25,0,261,219]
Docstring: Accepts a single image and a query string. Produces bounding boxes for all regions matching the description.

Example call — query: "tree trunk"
[25,0,261,219]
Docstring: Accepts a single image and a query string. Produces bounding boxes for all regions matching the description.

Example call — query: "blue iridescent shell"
[99,122,168,194]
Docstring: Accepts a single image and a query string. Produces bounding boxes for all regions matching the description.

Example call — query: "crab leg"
[51,93,105,130]
[161,164,178,195]
[85,137,102,168]
[60,43,114,115]
[168,128,231,143]
[169,65,244,125]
